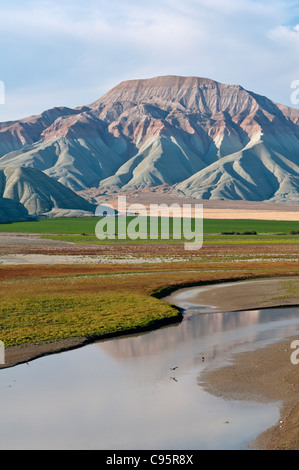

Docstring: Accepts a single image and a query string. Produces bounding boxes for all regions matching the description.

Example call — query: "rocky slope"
[0,166,97,221]
[0,75,299,203]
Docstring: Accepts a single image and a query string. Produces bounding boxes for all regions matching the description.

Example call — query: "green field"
[39,234,299,245]
[1,216,299,236]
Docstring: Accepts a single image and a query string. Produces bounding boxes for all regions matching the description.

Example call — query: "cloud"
[269,23,299,48]
[0,0,299,120]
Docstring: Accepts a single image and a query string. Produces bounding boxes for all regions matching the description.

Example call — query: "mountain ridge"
[0,75,299,204]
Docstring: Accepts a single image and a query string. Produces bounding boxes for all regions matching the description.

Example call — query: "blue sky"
[0,0,299,121]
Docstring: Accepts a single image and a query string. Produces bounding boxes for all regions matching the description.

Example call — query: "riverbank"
[164,277,299,313]
[200,334,299,450]
[177,276,299,450]
[1,313,182,369]
[160,276,299,450]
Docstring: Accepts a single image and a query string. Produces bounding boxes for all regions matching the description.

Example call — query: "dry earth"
[93,190,299,220]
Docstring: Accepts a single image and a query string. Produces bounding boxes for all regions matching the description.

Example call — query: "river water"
[0,283,299,450]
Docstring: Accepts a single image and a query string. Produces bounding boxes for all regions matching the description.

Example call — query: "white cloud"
[0,0,299,120]
[269,23,299,48]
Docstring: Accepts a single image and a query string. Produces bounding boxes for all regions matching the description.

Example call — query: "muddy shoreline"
[1,313,183,370]
[164,277,299,312]
[176,277,299,451]
[200,334,299,450]
[156,277,299,450]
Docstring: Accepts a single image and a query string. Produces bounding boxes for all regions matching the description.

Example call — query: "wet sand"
[163,277,299,450]
[189,277,299,450]
[173,277,299,312]
[200,335,299,450]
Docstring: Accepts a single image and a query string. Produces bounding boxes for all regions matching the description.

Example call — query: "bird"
[170,366,178,371]
[202,356,205,362]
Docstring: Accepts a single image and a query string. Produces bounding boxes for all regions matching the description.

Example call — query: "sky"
[0,0,299,121]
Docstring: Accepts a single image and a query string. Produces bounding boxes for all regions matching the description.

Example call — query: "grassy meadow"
[1,216,299,245]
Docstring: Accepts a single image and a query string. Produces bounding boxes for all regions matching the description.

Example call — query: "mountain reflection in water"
[98,307,299,367]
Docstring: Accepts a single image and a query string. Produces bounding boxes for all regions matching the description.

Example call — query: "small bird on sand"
[170,366,178,371]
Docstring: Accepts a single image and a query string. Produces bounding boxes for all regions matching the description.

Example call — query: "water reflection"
[0,285,298,450]
[99,307,299,366]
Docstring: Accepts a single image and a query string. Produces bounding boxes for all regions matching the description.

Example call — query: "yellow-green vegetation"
[0,274,182,348]
[41,234,299,245]
[2,216,299,245]
[1,216,299,235]
[1,254,299,349]
[282,279,299,294]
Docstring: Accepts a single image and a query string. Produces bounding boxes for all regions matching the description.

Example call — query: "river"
[0,282,299,450]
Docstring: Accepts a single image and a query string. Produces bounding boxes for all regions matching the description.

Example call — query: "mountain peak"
[110,75,221,89]
[93,75,253,116]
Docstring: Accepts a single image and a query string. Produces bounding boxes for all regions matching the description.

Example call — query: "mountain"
[0,75,299,203]
[0,197,29,223]
[0,166,97,222]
